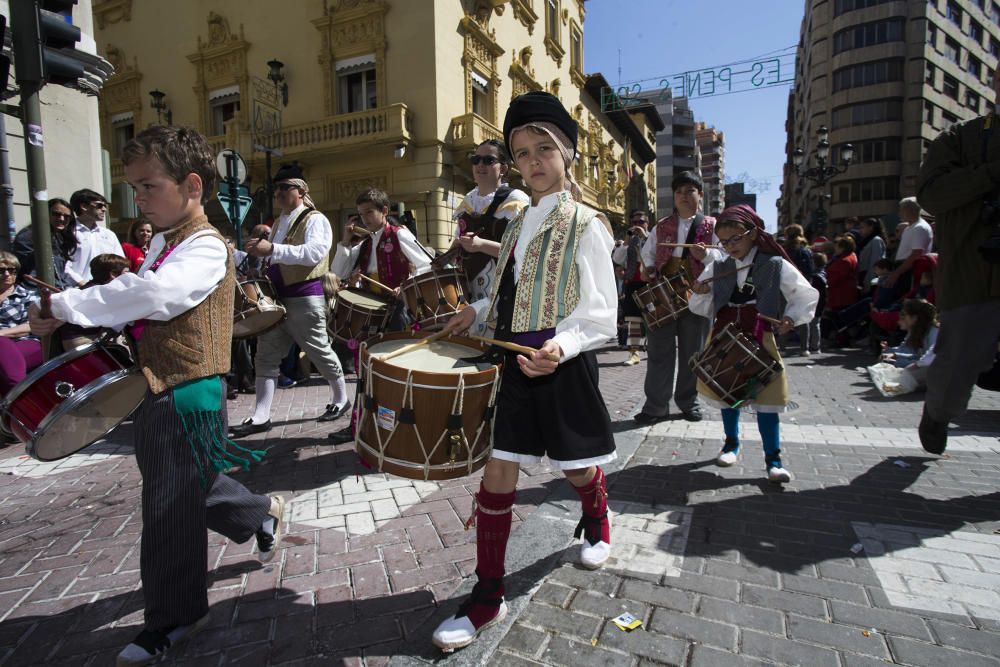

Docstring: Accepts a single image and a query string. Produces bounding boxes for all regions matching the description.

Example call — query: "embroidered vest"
[277,208,330,286]
[487,193,594,333]
[711,250,785,321]
[654,213,716,278]
[137,216,235,395]
[356,223,411,289]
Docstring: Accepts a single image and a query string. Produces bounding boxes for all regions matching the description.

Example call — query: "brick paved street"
[1,343,998,666]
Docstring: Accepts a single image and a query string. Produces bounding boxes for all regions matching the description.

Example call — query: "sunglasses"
[469,155,500,166]
[719,230,752,248]
[0,267,16,275]
[50,212,72,220]
[90,201,107,210]
[276,183,298,192]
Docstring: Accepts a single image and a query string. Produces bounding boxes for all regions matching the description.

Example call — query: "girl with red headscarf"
[688,205,818,483]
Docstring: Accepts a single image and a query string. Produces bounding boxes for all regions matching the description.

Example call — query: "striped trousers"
[134,384,270,632]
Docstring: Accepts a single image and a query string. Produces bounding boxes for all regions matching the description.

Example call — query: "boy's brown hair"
[90,253,130,284]
[121,126,216,204]
[356,187,391,211]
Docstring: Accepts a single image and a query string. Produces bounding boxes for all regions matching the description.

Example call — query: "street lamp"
[267,59,289,107]
[792,125,852,235]
[148,89,172,125]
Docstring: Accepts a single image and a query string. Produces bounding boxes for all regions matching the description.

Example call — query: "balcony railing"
[449,112,502,152]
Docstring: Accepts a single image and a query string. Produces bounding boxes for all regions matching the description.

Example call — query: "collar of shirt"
[74,219,102,234]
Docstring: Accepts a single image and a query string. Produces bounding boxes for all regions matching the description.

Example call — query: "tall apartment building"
[93,0,658,246]
[637,88,701,218]
[695,122,725,215]
[781,0,1000,234]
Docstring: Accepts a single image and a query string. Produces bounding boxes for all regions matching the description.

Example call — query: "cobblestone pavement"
[0,343,998,666]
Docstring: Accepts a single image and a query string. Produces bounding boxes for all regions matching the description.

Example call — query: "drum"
[0,341,148,461]
[233,278,286,338]
[632,268,691,330]
[689,323,783,407]
[400,266,470,330]
[329,288,395,348]
[355,332,501,481]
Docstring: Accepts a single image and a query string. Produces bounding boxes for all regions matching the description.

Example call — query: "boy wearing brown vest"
[29,125,283,666]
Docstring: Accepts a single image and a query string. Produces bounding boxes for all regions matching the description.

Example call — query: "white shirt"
[269,204,333,267]
[452,185,531,233]
[330,224,432,278]
[64,220,125,285]
[639,216,720,269]
[469,192,619,362]
[895,218,934,261]
[49,228,227,329]
[688,247,819,327]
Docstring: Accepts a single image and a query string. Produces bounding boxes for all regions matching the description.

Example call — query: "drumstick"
[358,273,394,293]
[757,314,785,326]
[378,329,450,362]
[467,335,561,362]
[657,243,702,248]
[697,264,751,286]
[350,224,375,237]
[23,274,63,293]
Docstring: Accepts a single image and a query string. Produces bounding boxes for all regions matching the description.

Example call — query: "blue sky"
[583,0,806,228]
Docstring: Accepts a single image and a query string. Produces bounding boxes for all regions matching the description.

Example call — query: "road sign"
[217,189,253,227]
[215,149,247,184]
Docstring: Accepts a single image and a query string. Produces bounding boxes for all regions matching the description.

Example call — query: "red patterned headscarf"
[716,205,791,263]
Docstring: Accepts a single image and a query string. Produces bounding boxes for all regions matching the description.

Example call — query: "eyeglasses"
[469,155,500,166]
[719,230,752,248]
[0,267,17,275]
[276,183,297,192]
[90,202,107,210]
[50,212,72,220]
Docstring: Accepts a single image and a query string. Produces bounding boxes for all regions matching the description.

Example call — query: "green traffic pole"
[20,80,55,289]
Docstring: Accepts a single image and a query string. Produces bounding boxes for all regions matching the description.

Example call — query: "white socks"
[251,377,276,424]
[330,375,348,408]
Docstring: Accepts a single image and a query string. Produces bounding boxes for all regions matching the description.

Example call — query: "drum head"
[29,370,148,461]
[339,289,392,310]
[233,308,285,338]
[368,339,482,372]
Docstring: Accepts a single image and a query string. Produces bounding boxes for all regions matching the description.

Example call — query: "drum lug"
[448,432,463,463]
[55,381,76,399]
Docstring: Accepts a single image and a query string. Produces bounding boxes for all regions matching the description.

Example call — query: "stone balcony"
[448,112,502,154]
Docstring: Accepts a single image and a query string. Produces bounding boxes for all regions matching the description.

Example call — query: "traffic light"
[9,0,111,93]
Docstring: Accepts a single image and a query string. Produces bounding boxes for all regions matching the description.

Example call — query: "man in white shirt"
[230,165,350,438]
[64,188,124,286]
[887,196,934,288]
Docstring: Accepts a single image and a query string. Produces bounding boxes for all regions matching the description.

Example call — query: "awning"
[110,111,134,125]
[470,71,489,92]
[209,84,240,102]
[335,53,376,74]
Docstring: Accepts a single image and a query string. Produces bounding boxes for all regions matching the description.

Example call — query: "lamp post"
[148,89,172,125]
[792,125,853,236]
[262,59,289,221]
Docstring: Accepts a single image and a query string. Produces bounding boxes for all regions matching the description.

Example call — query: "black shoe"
[919,406,948,455]
[633,411,667,425]
[681,407,703,422]
[328,426,354,444]
[226,386,239,400]
[318,400,352,422]
[229,419,272,439]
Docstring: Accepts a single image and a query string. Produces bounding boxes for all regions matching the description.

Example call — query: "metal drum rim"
[0,341,116,412]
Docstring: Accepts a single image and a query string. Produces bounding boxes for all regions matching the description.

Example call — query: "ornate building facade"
[93,0,656,246]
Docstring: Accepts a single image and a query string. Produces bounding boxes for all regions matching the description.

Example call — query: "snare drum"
[689,323,783,407]
[632,268,692,330]
[329,289,395,348]
[355,332,501,480]
[233,278,286,338]
[0,341,148,461]
[400,266,470,330]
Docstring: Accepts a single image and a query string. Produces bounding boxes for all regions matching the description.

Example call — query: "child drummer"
[688,204,818,483]
[432,91,619,652]
[29,126,283,666]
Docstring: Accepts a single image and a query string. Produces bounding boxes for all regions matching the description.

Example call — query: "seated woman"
[880,299,939,387]
[11,198,77,289]
[823,236,859,345]
[0,252,42,397]
[59,254,130,351]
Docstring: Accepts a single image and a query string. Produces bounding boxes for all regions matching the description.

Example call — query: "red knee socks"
[470,483,515,580]
[572,466,610,544]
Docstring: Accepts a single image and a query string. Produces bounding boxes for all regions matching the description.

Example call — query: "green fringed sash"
[173,376,264,485]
